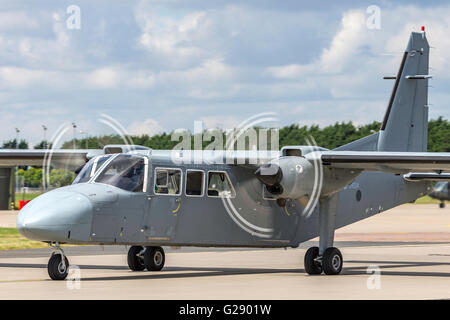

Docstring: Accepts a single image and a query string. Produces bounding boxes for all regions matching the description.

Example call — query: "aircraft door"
[119,155,151,243]
[144,167,181,241]
[90,154,150,244]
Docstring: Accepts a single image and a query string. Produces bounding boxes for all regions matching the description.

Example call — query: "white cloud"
[157,58,235,85]
[3,1,450,147]
[86,68,120,88]
[135,5,209,66]
[0,67,52,88]
[264,10,370,78]
[319,10,367,73]
[0,11,39,30]
[265,64,313,79]
[52,12,70,48]
[128,71,156,89]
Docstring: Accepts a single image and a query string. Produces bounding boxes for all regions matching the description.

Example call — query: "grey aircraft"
[8,30,450,280]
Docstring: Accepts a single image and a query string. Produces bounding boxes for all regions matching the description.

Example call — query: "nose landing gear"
[127,246,165,272]
[47,243,69,280]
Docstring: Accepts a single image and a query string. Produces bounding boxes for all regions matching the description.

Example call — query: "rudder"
[377,31,430,152]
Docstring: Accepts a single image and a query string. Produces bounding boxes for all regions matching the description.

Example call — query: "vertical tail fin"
[377,31,430,152]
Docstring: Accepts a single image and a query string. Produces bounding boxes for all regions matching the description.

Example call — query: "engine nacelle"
[256,157,315,200]
[255,156,361,205]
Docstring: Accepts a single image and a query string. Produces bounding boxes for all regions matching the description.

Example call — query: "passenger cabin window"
[154,168,182,195]
[95,154,146,192]
[207,171,236,198]
[185,170,204,197]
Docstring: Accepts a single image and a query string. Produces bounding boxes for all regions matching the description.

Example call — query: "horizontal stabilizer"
[405,75,432,79]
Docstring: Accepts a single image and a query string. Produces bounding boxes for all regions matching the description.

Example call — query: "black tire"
[439,202,445,209]
[304,247,322,275]
[48,253,69,280]
[322,247,343,275]
[144,246,165,271]
[127,246,146,271]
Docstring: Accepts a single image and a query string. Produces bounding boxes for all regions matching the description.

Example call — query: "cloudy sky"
[1,0,450,147]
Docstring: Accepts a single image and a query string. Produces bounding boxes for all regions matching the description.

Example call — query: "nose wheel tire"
[127,246,146,271]
[48,253,69,280]
[322,247,343,275]
[144,246,165,271]
[304,247,322,275]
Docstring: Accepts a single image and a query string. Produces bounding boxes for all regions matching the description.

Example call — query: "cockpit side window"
[73,154,114,185]
[207,171,236,198]
[72,159,94,184]
[154,168,182,195]
[92,155,112,176]
[95,154,147,192]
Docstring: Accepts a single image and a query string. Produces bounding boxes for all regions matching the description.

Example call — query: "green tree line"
[6,117,450,188]
[3,117,450,152]
[56,117,450,152]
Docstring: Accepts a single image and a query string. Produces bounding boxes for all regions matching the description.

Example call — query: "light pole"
[72,122,77,149]
[15,128,20,149]
[42,125,47,149]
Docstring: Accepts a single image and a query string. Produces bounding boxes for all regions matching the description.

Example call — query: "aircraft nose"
[17,190,93,242]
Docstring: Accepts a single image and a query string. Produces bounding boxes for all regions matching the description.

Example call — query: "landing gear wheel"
[439,202,445,209]
[127,246,146,271]
[304,247,322,275]
[48,253,69,280]
[322,247,343,275]
[144,246,165,271]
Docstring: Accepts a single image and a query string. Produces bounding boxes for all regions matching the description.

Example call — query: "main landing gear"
[304,246,343,275]
[304,194,343,275]
[47,243,69,280]
[127,246,165,272]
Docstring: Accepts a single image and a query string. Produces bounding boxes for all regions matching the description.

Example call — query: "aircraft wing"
[0,149,102,169]
[403,172,450,181]
[308,151,450,173]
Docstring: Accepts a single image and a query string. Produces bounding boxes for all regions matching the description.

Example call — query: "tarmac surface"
[0,204,449,299]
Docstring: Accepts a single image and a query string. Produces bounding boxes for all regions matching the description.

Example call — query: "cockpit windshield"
[94,154,147,192]
[72,154,113,184]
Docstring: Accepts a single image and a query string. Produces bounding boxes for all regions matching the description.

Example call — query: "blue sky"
[1,0,450,147]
